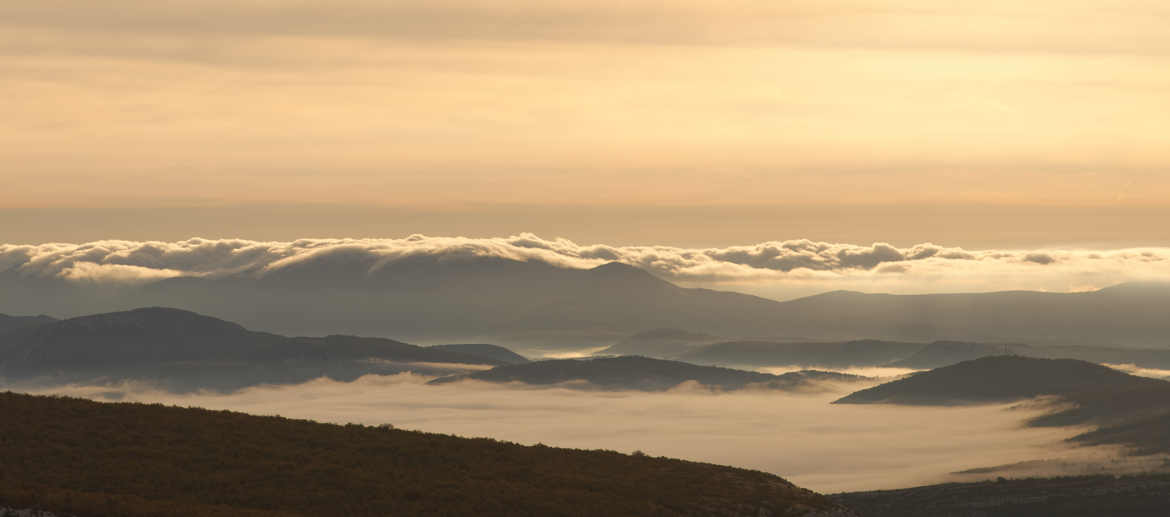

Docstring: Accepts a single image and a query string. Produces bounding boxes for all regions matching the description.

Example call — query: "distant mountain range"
[0,307,524,391]
[4,256,1169,348]
[430,356,867,392]
[834,356,1170,455]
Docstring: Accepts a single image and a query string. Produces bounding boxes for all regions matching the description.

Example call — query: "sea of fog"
[24,372,1141,493]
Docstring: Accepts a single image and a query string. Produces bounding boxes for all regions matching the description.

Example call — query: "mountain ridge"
[0,307,521,391]
[2,259,1169,348]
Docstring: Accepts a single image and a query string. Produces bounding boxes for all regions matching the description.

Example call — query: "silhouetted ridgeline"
[429,356,867,391]
[0,391,854,517]
[0,308,520,391]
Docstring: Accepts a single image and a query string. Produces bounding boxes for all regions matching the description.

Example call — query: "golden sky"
[3,0,1168,246]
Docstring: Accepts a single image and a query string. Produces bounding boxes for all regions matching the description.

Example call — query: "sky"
[3,1,1169,248]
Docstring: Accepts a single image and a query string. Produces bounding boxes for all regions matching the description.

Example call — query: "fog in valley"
[25,372,1141,493]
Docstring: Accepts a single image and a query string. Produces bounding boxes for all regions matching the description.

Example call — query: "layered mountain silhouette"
[4,257,1168,348]
[0,307,520,391]
[429,355,867,391]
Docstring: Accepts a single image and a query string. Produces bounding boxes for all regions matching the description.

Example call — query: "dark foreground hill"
[0,391,852,517]
[430,356,867,391]
[0,308,519,391]
[833,474,1170,517]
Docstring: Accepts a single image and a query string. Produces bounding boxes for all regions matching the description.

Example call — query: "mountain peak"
[60,307,247,333]
[589,261,647,274]
[587,262,668,281]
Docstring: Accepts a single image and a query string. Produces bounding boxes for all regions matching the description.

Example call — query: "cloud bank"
[2,235,1169,297]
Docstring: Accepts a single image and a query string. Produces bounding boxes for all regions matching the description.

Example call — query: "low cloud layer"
[2,235,1168,298]
[23,374,1129,493]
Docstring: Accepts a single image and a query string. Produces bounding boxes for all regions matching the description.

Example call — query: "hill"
[0,391,853,517]
[430,356,867,391]
[833,474,1170,517]
[834,356,1170,455]
[834,356,1163,406]
[0,308,519,391]
[429,343,529,364]
[5,257,1169,348]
